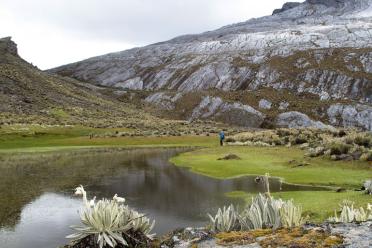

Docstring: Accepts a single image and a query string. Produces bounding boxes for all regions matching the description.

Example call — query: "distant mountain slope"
[0,37,163,128]
[50,0,372,130]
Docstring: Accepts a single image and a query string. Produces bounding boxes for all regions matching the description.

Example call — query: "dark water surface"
[0,148,326,248]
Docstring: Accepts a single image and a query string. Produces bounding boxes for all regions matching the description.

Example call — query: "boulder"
[190,96,265,127]
[327,104,372,131]
[276,111,330,129]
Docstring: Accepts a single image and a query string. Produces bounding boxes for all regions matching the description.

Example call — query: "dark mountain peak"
[0,37,18,57]
[273,2,301,15]
[306,0,349,8]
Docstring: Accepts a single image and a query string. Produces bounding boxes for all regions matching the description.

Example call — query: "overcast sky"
[0,0,291,69]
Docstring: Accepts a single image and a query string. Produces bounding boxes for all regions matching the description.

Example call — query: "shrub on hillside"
[293,135,308,145]
[360,152,372,162]
[329,143,352,155]
[354,135,372,148]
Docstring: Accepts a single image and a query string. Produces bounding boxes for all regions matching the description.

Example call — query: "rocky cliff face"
[51,0,372,130]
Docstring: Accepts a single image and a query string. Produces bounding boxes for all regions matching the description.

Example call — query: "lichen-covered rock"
[331,221,372,248]
[276,111,330,129]
[190,96,265,127]
[258,99,272,110]
[327,104,372,131]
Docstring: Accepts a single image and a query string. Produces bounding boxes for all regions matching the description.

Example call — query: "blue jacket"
[219,132,225,140]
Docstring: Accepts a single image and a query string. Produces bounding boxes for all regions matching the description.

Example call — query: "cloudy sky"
[0,0,291,69]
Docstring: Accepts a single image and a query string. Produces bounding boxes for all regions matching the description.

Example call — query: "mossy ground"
[171,146,372,222]
[215,228,343,248]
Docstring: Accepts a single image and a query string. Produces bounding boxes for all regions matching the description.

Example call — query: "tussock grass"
[227,128,372,161]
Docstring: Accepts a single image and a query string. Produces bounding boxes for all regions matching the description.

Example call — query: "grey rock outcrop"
[190,96,265,127]
[331,221,372,248]
[327,104,372,131]
[276,111,330,129]
[145,92,182,110]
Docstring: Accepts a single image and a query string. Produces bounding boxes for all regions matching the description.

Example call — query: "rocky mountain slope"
[51,0,372,130]
[0,37,171,130]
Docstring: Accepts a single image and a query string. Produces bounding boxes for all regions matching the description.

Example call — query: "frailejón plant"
[67,185,155,248]
[279,199,306,228]
[328,202,372,223]
[207,204,238,232]
[208,193,305,232]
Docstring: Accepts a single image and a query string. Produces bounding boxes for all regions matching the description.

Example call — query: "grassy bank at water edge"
[171,146,372,222]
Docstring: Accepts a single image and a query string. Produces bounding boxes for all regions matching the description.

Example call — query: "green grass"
[226,190,372,222]
[170,146,372,187]
[0,124,216,152]
[171,146,372,222]
[49,108,70,119]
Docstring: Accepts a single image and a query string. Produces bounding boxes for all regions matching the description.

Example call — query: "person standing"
[219,131,225,146]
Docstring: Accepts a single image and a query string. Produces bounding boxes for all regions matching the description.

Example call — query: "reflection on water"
[0,193,81,248]
[0,148,327,248]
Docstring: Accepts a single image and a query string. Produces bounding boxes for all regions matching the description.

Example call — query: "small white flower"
[74,185,86,196]
[89,196,96,207]
[113,194,125,203]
